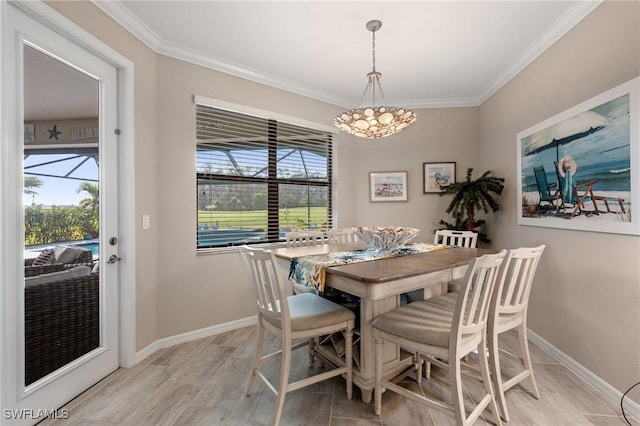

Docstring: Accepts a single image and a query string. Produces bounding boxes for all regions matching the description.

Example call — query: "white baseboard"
[528,329,640,420]
[135,315,257,364]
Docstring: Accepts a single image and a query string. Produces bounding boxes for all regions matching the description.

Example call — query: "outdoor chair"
[24,266,99,385]
[373,250,506,426]
[242,246,354,426]
[533,165,562,213]
[553,161,625,218]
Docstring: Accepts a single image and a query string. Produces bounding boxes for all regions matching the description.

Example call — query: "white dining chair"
[373,250,506,426]
[285,230,325,247]
[434,229,478,248]
[434,229,479,294]
[242,246,355,426]
[327,228,357,244]
[488,244,545,421]
[285,230,326,294]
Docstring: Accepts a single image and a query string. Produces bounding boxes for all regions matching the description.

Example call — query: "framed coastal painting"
[369,171,408,202]
[423,162,456,193]
[517,76,639,235]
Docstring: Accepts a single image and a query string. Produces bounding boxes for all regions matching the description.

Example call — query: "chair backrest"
[533,165,553,198]
[434,229,478,248]
[553,161,577,203]
[327,228,357,244]
[285,230,325,247]
[242,246,289,328]
[452,250,507,354]
[491,245,545,322]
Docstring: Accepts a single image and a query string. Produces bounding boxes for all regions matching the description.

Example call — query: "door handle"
[107,254,121,264]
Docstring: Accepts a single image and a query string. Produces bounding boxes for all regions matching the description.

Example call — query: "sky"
[23,153,98,206]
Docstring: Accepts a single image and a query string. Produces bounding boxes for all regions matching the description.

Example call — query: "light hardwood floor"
[44,327,638,426]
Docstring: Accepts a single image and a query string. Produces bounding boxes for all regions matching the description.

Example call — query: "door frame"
[0,0,136,412]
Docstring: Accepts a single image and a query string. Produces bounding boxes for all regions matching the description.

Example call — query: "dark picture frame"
[423,162,456,193]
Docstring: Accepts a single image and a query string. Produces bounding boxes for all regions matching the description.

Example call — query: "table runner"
[288,243,450,293]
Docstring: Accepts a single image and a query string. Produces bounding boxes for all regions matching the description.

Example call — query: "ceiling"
[24,1,603,121]
[93,0,602,109]
[24,45,99,121]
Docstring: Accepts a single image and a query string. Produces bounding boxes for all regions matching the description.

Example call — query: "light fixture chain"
[371,28,376,72]
[334,18,416,138]
[375,77,386,103]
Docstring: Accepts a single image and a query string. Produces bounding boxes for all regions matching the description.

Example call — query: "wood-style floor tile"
[44,327,630,426]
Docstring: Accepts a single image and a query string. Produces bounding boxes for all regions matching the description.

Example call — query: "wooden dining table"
[271,242,493,403]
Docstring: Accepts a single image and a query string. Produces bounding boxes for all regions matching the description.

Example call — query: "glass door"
[2,4,120,419]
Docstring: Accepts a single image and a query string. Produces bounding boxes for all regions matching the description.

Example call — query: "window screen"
[196,104,333,249]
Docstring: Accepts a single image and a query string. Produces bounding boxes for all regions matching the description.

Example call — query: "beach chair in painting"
[553,159,625,219]
[533,165,562,213]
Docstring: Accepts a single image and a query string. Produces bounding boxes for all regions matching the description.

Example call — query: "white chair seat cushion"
[372,301,455,348]
[264,293,355,331]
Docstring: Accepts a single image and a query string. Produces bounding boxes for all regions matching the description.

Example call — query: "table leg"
[357,295,402,403]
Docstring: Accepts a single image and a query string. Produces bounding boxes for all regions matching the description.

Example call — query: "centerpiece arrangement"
[353,226,419,252]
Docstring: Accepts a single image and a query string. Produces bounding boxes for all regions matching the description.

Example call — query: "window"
[196,102,333,249]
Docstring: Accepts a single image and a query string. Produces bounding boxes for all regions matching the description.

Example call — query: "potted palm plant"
[438,168,505,243]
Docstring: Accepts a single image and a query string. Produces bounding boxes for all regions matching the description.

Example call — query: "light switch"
[142,214,150,230]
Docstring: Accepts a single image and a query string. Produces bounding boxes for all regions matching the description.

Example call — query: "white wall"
[478,0,640,403]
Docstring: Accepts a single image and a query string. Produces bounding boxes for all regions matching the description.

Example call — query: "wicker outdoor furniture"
[23,245,99,385]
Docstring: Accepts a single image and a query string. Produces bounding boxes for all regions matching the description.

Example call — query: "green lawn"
[198,206,328,230]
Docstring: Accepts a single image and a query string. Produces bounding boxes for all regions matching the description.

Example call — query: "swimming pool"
[25,240,100,256]
[73,241,100,256]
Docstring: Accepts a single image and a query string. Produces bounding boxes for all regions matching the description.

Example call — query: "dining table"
[271,242,493,403]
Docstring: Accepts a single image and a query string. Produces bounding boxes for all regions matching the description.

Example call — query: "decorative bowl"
[353,226,419,252]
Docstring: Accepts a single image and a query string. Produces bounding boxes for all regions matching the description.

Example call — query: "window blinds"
[196,104,333,249]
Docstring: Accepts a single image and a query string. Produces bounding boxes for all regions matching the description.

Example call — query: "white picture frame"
[517,77,639,235]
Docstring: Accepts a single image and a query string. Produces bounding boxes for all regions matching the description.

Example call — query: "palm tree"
[438,168,505,243]
[24,175,43,205]
[77,182,99,213]
[77,182,99,238]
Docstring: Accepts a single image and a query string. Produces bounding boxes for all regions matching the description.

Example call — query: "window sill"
[196,241,287,256]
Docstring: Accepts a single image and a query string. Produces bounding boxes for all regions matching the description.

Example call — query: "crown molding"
[92,0,163,52]
[475,0,604,104]
[92,0,603,110]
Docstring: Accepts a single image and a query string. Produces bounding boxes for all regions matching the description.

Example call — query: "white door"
[2,5,119,423]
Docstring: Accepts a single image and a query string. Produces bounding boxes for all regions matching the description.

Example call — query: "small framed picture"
[24,123,35,143]
[369,171,408,202]
[423,162,456,193]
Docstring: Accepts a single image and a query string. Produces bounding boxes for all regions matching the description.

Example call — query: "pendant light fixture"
[334,20,417,139]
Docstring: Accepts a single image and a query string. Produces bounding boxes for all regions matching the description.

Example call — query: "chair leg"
[518,323,540,399]
[246,322,265,396]
[272,338,292,426]
[374,334,383,416]
[450,354,466,426]
[308,338,315,368]
[488,328,509,421]
[345,328,353,400]
[479,338,503,426]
